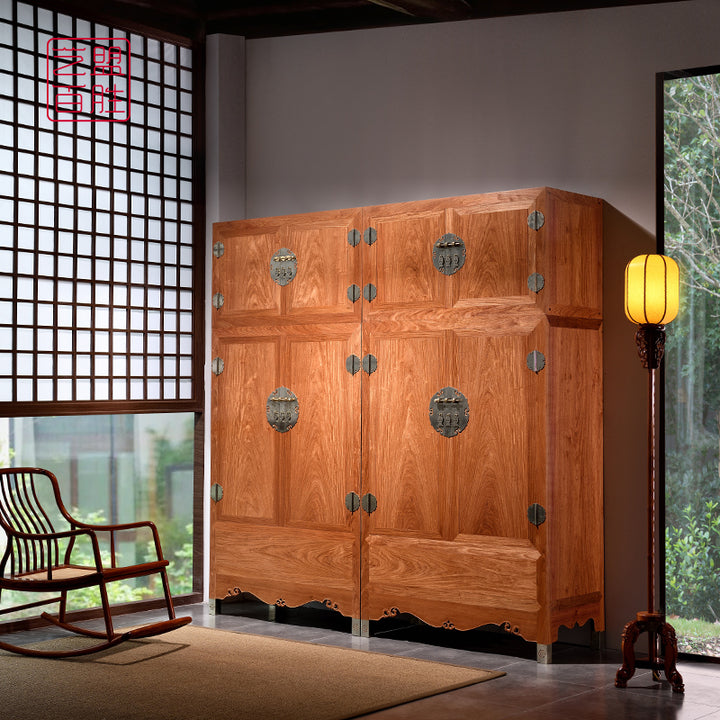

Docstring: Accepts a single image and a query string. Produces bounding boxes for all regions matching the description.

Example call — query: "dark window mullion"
[10,5,18,404]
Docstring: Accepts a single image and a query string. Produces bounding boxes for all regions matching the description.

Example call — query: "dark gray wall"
[206,0,720,648]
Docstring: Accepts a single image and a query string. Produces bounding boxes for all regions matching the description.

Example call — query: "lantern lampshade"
[624,254,679,325]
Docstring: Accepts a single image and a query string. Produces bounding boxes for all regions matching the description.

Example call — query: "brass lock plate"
[270,248,297,286]
[266,386,299,432]
[432,233,465,276]
[429,386,469,437]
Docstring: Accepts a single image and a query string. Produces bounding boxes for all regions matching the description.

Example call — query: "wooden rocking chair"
[0,467,191,657]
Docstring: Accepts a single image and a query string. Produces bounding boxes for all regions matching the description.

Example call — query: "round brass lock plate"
[266,386,299,432]
[270,248,297,286]
[432,233,466,276]
[429,386,469,437]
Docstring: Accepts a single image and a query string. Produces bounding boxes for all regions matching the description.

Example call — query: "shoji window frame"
[0,0,205,611]
[0,0,205,419]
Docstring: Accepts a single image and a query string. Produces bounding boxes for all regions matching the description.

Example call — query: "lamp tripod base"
[615,611,684,693]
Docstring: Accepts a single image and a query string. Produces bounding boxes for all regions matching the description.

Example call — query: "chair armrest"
[70,519,165,566]
[10,527,96,542]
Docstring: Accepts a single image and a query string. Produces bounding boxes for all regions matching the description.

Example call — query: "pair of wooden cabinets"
[210,187,603,649]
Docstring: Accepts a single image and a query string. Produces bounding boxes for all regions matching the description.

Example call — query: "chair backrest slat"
[0,468,70,578]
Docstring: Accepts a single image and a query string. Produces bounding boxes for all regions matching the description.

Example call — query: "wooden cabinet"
[210,187,603,648]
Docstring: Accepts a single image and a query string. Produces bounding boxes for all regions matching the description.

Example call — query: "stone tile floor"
[4,600,720,719]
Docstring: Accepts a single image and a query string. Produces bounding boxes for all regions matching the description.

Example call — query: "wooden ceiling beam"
[368,0,471,20]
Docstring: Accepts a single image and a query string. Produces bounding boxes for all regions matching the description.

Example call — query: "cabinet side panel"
[537,190,603,318]
[548,325,604,614]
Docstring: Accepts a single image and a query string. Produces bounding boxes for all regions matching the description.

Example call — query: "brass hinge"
[346,355,361,375]
[361,493,378,514]
[362,354,377,375]
[527,503,546,527]
[345,492,360,513]
[526,350,546,374]
[528,210,545,231]
[527,273,544,293]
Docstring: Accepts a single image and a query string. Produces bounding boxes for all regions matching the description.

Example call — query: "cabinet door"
[211,214,362,617]
[361,315,547,634]
[213,208,363,324]
[211,328,361,616]
[446,193,539,306]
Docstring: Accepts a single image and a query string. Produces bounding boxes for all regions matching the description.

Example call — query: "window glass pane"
[664,70,720,659]
[0,413,195,615]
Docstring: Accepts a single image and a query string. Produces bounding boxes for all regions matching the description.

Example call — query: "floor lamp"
[615,253,684,694]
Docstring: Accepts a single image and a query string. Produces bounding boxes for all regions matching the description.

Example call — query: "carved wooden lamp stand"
[615,254,684,694]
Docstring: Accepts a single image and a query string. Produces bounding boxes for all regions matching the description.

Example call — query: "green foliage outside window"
[0,414,194,618]
[664,72,720,651]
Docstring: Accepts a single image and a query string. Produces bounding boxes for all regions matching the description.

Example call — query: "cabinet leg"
[352,618,369,637]
[267,604,277,622]
[536,643,552,664]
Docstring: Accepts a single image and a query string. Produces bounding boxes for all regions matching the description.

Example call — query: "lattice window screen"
[0,0,199,411]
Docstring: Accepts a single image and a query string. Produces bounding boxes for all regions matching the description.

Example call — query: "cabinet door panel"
[213,226,283,316]
[211,330,361,613]
[448,202,535,304]
[286,215,362,319]
[455,325,545,541]
[364,207,447,311]
[213,210,362,322]
[362,333,447,538]
[287,331,361,530]
[211,337,278,523]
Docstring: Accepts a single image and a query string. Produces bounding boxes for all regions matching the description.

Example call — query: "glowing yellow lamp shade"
[624,254,679,325]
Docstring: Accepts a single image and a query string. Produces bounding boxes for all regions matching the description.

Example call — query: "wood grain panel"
[547,325,603,603]
[286,213,362,318]
[287,331,361,529]
[364,535,540,616]
[212,523,356,616]
[211,337,278,523]
[213,223,282,315]
[364,207,446,310]
[455,328,544,540]
[363,333,446,537]
[448,203,533,303]
[537,188,603,317]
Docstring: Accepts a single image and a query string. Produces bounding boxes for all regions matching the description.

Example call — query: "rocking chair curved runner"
[0,467,191,657]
